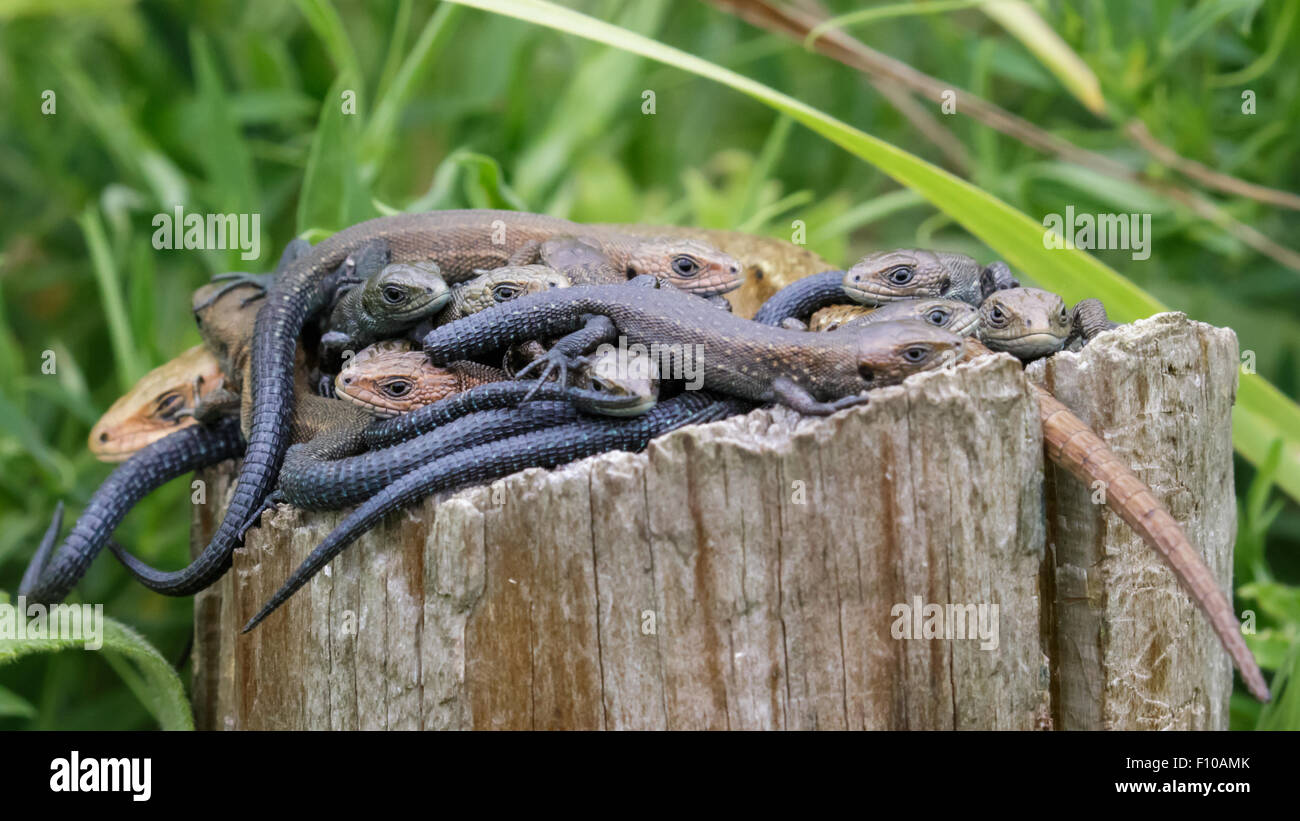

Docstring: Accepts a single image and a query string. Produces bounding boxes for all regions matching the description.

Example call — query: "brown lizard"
[88,344,223,462]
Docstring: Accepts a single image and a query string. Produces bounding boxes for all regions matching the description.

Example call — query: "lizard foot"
[236,492,285,543]
[193,272,277,312]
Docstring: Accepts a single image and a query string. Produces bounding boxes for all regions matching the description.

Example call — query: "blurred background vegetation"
[0,0,1296,729]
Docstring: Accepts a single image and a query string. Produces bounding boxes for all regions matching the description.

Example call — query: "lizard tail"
[1034,385,1270,702]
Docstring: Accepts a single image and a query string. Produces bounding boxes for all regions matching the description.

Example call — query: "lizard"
[798,297,981,337]
[419,284,966,416]
[977,287,1116,359]
[319,258,450,357]
[336,341,658,419]
[147,209,748,596]
[87,344,223,462]
[432,264,571,327]
[751,250,1020,327]
[241,391,755,632]
[595,223,837,318]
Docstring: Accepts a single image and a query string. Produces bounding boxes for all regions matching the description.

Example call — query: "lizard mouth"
[993,332,1067,357]
[842,282,905,306]
[334,386,402,418]
[591,395,658,416]
[948,314,982,338]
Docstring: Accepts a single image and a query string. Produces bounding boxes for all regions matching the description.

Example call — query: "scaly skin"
[809,298,980,337]
[979,287,1116,360]
[335,349,505,418]
[436,265,571,326]
[161,210,746,596]
[421,285,964,414]
[322,259,450,354]
[88,344,223,462]
[242,392,753,632]
[339,343,658,419]
[599,224,835,318]
[19,418,244,604]
[1030,381,1268,701]
[844,249,988,306]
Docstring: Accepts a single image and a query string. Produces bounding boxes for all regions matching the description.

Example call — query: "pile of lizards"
[20,209,1269,703]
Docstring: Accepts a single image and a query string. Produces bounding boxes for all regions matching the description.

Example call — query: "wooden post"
[1026,313,1237,730]
[192,313,1237,730]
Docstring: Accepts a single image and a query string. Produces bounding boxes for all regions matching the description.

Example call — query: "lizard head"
[88,345,220,462]
[455,265,570,317]
[623,238,742,296]
[837,298,981,338]
[850,320,964,390]
[573,345,659,416]
[335,347,461,419]
[978,287,1072,360]
[842,249,984,306]
[360,261,451,324]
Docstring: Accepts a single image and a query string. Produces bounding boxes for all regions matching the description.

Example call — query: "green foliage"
[0,0,1297,729]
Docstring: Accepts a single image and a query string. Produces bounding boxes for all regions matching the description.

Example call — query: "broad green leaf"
[447,0,1300,505]
[0,604,192,731]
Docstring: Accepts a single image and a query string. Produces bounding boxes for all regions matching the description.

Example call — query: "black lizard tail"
[121,286,310,596]
[18,501,63,598]
[752,270,847,326]
[242,393,751,632]
[20,418,244,605]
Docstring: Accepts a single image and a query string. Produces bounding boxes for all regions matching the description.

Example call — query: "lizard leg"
[516,315,618,397]
[771,377,869,416]
[1068,298,1118,350]
[191,380,241,426]
[979,261,1020,300]
[192,272,278,312]
[507,239,543,266]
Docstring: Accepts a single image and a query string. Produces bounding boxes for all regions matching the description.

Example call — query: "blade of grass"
[362,3,465,182]
[981,0,1107,116]
[447,0,1300,504]
[293,0,363,95]
[76,205,143,391]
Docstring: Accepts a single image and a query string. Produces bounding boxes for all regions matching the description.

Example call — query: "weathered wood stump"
[192,313,1237,730]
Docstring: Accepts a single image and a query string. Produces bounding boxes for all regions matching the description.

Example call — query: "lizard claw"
[514,349,574,390]
[236,492,284,543]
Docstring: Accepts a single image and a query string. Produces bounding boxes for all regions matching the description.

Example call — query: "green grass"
[0,0,1297,729]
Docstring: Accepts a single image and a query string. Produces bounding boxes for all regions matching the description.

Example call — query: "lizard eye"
[381,379,412,398]
[902,346,930,364]
[492,284,520,302]
[382,285,406,304]
[987,305,1007,327]
[155,392,184,421]
[1059,306,1070,323]
[858,364,875,383]
[671,255,700,277]
[926,309,950,326]
[589,378,609,393]
[886,265,915,286]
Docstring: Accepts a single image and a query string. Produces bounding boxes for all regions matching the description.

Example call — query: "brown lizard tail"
[1033,384,1270,701]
